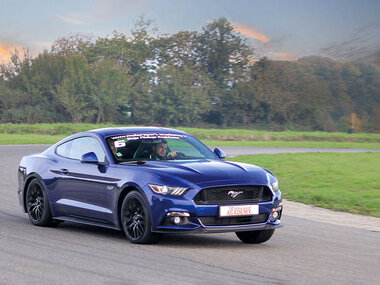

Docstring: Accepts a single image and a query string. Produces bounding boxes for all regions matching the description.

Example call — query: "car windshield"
[106,133,218,163]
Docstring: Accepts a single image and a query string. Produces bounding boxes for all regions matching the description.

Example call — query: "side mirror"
[81,152,100,164]
[214,148,226,159]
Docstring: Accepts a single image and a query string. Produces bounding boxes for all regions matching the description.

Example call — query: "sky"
[0,0,379,64]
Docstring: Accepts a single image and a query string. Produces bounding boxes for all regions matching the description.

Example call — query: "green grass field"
[230,152,380,217]
[1,134,379,149]
[181,127,380,142]
[0,123,379,148]
[203,139,380,149]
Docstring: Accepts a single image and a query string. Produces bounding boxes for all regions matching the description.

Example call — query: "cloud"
[206,20,297,62]
[0,43,23,63]
[54,1,147,25]
[54,12,96,25]
[55,13,85,25]
[232,22,269,45]
[0,41,42,63]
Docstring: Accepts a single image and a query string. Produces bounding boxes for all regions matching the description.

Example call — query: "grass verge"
[0,123,379,143]
[1,134,379,149]
[0,123,379,148]
[230,152,380,217]
[182,127,380,143]
[203,140,380,149]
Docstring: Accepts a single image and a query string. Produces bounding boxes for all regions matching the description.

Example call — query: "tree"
[152,64,213,126]
[0,20,379,131]
[199,17,252,86]
[51,33,94,57]
[54,54,94,123]
[128,74,155,125]
[155,31,202,69]
[0,83,52,123]
[0,50,69,122]
[129,16,157,74]
[91,59,133,123]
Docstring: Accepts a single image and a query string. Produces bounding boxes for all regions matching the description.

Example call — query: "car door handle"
[60,168,69,175]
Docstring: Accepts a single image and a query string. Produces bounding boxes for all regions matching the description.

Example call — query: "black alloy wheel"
[121,191,162,244]
[124,197,145,239]
[26,179,53,226]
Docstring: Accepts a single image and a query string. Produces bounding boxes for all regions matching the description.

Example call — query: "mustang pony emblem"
[228,190,244,199]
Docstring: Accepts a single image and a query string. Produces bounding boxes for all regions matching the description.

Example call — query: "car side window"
[69,137,106,163]
[56,141,71,157]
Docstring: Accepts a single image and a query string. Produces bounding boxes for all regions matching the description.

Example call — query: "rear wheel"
[236,229,275,244]
[25,179,54,226]
[120,191,162,244]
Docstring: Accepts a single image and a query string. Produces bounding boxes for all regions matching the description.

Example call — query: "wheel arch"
[117,184,152,230]
[23,174,46,213]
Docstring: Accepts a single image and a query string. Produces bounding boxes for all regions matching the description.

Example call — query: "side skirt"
[54,216,121,231]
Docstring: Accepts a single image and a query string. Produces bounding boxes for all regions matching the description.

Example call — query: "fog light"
[173,216,182,225]
[269,206,282,222]
[165,212,191,226]
[166,212,190,217]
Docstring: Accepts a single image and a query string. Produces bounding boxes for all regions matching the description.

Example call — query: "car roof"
[42,127,189,156]
[86,126,187,138]
[42,127,190,156]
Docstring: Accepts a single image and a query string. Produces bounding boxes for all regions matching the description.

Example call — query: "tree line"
[0,17,379,132]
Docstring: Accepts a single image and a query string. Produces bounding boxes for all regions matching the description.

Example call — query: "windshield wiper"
[119,160,147,165]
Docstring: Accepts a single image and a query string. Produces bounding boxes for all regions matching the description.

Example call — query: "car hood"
[134,159,270,187]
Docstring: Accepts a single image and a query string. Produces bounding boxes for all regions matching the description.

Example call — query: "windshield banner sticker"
[111,133,187,141]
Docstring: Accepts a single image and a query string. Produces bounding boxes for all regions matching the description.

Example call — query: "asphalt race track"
[1,145,379,284]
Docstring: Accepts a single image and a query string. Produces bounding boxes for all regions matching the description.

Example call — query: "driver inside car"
[108,140,124,159]
[151,139,178,160]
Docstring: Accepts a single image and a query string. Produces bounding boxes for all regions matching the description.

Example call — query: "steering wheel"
[133,143,151,159]
[166,152,186,159]
[176,152,186,159]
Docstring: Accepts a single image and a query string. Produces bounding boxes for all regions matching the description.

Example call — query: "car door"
[53,136,114,222]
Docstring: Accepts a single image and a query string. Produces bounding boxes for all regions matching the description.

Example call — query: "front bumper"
[152,202,283,234]
[146,184,283,234]
[154,220,283,234]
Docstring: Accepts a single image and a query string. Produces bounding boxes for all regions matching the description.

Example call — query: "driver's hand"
[167,151,178,158]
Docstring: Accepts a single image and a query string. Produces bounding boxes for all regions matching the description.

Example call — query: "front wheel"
[120,191,162,244]
[236,229,275,244]
[25,179,54,226]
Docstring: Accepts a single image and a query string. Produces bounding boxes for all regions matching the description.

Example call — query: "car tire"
[235,229,275,244]
[120,191,162,244]
[25,179,54,226]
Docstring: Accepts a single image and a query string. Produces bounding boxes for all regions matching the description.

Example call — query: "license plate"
[219,204,259,217]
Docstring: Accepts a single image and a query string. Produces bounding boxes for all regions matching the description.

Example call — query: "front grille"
[199,214,269,226]
[193,185,273,205]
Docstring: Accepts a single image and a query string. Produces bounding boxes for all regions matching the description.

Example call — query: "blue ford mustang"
[18,127,283,244]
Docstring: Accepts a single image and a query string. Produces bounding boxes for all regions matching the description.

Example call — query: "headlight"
[271,181,279,192]
[148,184,189,196]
